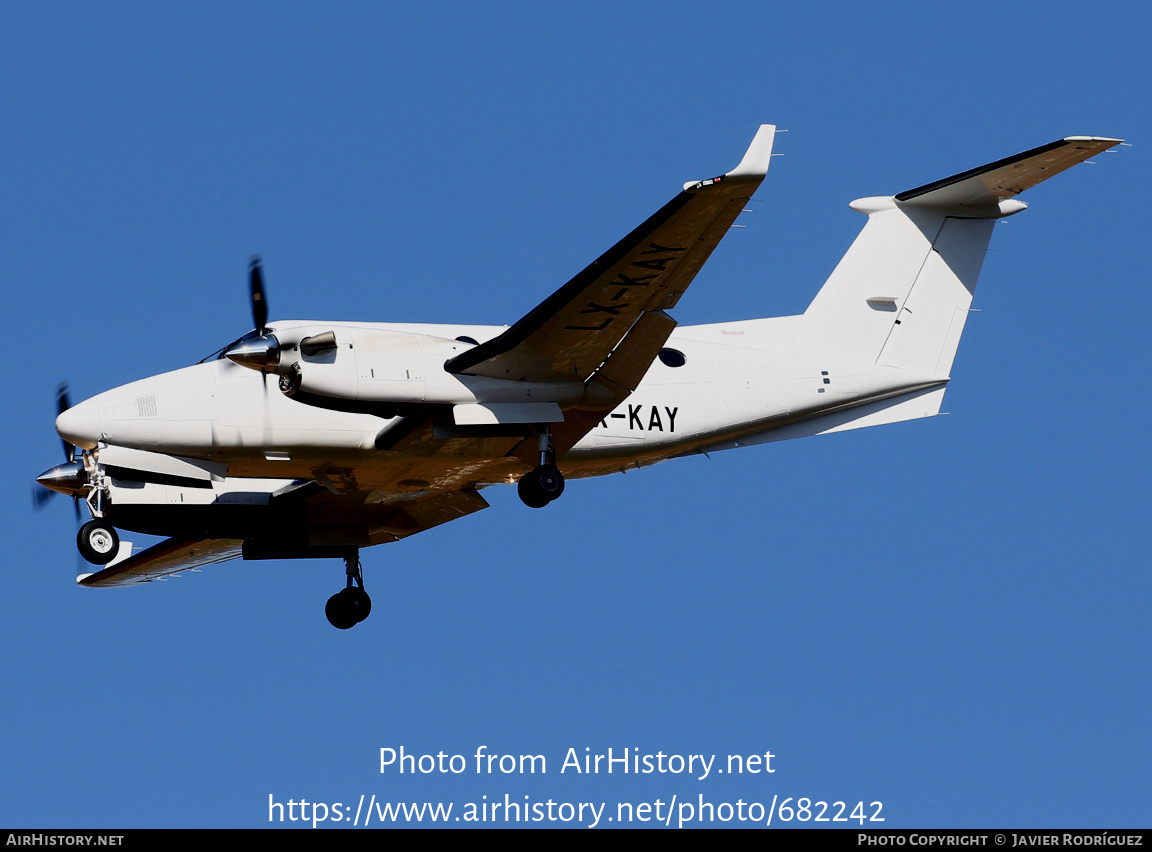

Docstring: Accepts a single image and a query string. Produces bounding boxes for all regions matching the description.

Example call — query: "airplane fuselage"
[56,317,944,495]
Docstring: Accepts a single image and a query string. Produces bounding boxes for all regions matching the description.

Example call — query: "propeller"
[56,382,74,463]
[34,381,83,520]
[30,481,58,511]
[226,256,333,393]
[226,255,281,372]
[249,254,268,337]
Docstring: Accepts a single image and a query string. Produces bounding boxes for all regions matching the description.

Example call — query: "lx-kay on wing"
[36,127,1120,628]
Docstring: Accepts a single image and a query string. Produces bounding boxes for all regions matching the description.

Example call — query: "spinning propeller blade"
[227,256,281,373]
[56,382,74,463]
[249,255,268,337]
[35,382,84,521]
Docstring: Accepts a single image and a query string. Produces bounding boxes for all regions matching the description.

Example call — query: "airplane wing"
[76,486,492,587]
[77,537,244,587]
[445,125,777,384]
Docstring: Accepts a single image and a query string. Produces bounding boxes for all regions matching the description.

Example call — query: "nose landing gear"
[326,549,372,629]
[74,460,121,565]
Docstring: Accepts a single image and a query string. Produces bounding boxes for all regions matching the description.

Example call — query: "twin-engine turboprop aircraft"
[36,125,1121,628]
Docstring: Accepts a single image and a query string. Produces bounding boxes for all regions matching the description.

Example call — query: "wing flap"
[371,488,490,540]
[77,537,243,587]
[539,309,678,459]
[594,309,677,392]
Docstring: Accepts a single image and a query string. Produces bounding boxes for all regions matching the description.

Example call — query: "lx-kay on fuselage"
[38,125,1122,628]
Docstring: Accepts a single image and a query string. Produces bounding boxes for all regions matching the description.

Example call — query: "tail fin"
[793,135,1122,376]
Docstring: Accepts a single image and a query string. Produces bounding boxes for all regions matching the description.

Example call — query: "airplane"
[35,125,1122,629]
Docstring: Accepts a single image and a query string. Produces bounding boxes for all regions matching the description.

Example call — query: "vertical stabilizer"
[793,198,973,373]
[793,135,1121,377]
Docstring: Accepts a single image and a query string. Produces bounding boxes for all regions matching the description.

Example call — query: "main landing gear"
[518,426,565,509]
[326,549,372,629]
[518,464,565,508]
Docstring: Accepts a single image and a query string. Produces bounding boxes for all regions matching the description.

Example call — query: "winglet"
[684,124,777,189]
[728,123,777,179]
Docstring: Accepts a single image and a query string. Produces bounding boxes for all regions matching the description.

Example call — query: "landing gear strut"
[518,426,565,508]
[75,458,120,565]
[325,549,372,629]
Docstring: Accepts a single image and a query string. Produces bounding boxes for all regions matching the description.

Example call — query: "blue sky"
[3,2,1148,829]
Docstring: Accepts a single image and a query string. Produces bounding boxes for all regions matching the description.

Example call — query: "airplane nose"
[56,399,101,450]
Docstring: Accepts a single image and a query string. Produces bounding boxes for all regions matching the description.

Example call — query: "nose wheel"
[326,550,372,629]
[77,519,120,565]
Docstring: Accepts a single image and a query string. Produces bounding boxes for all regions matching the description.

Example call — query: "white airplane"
[35,125,1121,628]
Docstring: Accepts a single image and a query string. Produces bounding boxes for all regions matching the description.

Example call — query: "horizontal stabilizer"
[896,136,1122,209]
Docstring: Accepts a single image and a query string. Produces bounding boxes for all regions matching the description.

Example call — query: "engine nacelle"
[281,328,584,407]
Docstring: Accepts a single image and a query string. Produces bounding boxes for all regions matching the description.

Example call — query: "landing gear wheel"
[77,520,120,565]
[322,589,357,630]
[347,586,371,621]
[326,550,371,629]
[537,463,565,499]
[518,464,565,508]
[518,470,549,508]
